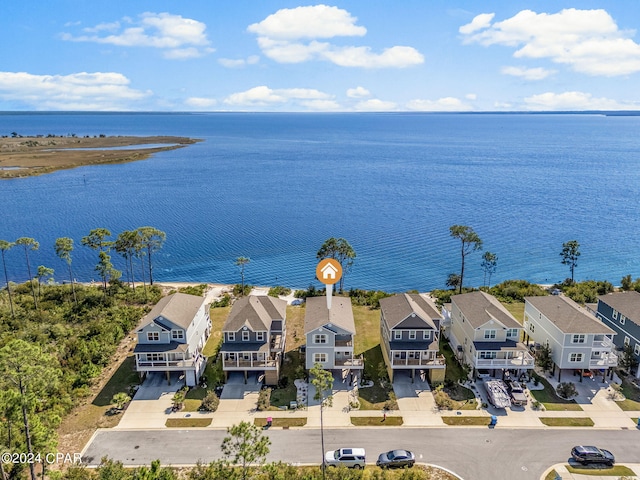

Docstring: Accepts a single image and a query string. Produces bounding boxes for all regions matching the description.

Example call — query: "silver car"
[325,448,366,469]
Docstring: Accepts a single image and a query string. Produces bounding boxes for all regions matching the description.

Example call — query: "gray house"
[596,291,640,378]
[134,293,211,386]
[304,296,363,372]
[379,293,446,383]
[220,295,287,385]
[524,295,617,381]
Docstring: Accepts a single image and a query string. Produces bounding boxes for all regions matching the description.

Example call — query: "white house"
[134,293,211,386]
[524,295,617,381]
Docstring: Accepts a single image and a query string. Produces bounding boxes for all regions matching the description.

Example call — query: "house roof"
[304,296,355,334]
[223,295,287,332]
[140,292,206,330]
[525,295,615,335]
[451,291,521,329]
[380,294,441,330]
[598,291,640,324]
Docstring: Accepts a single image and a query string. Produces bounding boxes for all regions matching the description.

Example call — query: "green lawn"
[566,465,635,476]
[254,417,307,428]
[442,416,490,426]
[539,417,594,427]
[529,374,583,411]
[358,345,395,409]
[616,374,640,411]
[352,305,381,355]
[270,350,305,408]
[165,418,212,428]
[93,356,140,407]
[501,302,525,324]
[351,416,403,426]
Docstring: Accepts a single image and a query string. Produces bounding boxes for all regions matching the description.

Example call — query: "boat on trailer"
[483,379,511,408]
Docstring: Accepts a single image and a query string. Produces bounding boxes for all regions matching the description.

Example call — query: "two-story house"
[596,291,640,378]
[449,291,534,379]
[220,295,287,385]
[379,293,446,384]
[524,295,618,381]
[304,296,363,373]
[134,292,211,386]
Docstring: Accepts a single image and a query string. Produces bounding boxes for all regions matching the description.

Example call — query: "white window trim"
[634,344,640,356]
[242,331,250,341]
[484,329,496,340]
[147,332,159,341]
[256,332,265,342]
[613,310,618,320]
[624,336,630,346]
[620,315,626,325]
[409,330,416,340]
[569,353,583,362]
[313,353,327,363]
[394,331,402,340]
[228,332,235,342]
[171,330,184,340]
[314,334,327,344]
[422,331,431,340]
[571,334,585,344]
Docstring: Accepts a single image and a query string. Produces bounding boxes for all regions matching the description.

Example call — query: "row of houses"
[132,289,640,388]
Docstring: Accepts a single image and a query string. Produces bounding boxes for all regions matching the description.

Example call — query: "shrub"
[294,285,324,299]
[556,382,578,399]
[383,392,398,411]
[233,284,253,296]
[433,385,454,410]
[268,286,292,297]
[257,387,272,411]
[489,279,547,302]
[111,392,131,410]
[212,293,231,308]
[348,288,393,308]
[563,280,614,304]
[200,390,220,412]
[178,284,208,297]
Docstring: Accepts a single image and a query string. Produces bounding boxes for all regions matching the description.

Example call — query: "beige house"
[220,295,287,385]
[379,294,445,383]
[448,291,534,378]
[304,296,363,372]
[524,295,617,381]
[134,293,211,386]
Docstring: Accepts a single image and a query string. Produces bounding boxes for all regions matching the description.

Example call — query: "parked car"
[571,446,615,466]
[506,380,528,406]
[376,449,415,469]
[325,448,366,469]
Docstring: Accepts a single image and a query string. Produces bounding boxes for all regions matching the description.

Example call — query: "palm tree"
[235,256,250,296]
[0,240,15,318]
[54,237,77,306]
[15,237,39,309]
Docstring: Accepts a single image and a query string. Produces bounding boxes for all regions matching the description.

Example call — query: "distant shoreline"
[0,135,201,179]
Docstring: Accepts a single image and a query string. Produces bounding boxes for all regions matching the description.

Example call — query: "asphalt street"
[82,427,640,480]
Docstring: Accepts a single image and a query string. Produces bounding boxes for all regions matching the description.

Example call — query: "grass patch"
[254,417,307,428]
[440,339,466,384]
[182,399,202,412]
[351,416,403,426]
[539,417,594,427]
[165,418,212,428]
[358,345,395,409]
[544,470,558,480]
[93,356,140,407]
[530,374,583,411]
[501,302,524,324]
[566,465,635,476]
[270,350,305,408]
[352,305,381,355]
[205,305,229,356]
[616,374,640,411]
[442,416,491,426]
[285,305,306,352]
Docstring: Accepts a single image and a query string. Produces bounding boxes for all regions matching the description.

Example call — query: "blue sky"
[2,1,640,111]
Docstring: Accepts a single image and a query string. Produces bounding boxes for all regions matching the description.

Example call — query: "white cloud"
[354,99,397,111]
[223,85,334,108]
[185,97,217,109]
[346,86,370,98]
[459,13,495,35]
[218,55,260,68]
[299,99,341,111]
[501,66,555,80]
[465,93,477,100]
[523,91,640,110]
[0,71,151,110]
[62,12,214,59]
[460,8,640,76]
[406,97,473,111]
[249,5,423,68]
[248,5,366,39]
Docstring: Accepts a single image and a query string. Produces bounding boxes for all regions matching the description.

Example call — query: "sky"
[2,1,640,112]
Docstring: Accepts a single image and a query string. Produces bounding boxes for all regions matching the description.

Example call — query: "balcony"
[335,338,353,347]
[223,357,278,370]
[590,352,618,368]
[391,354,446,368]
[136,356,202,370]
[592,338,613,349]
[334,357,364,368]
[474,353,535,368]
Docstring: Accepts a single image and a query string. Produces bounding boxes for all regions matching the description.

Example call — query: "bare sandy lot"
[0,135,200,179]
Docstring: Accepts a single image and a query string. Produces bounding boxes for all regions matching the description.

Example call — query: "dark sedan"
[376,449,415,469]
[571,446,615,466]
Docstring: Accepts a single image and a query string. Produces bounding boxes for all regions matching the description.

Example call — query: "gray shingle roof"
[525,295,615,335]
[223,295,287,332]
[380,293,440,330]
[142,292,206,330]
[451,291,521,329]
[598,291,640,324]
[304,296,355,334]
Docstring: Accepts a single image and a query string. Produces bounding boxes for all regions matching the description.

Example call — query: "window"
[227,332,235,341]
[314,334,327,344]
[484,329,496,340]
[635,344,640,356]
[529,323,535,333]
[313,353,327,363]
[569,353,583,362]
[409,330,416,340]
[423,331,431,340]
[171,330,184,340]
[624,336,630,346]
[506,328,519,338]
[572,334,585,344]
[242,331,250,341]
[613,310,618,320]
[147,332,159,341]
[256,332,265,342]
[394,331,402,340]
[620,315,626,325]
[147,353,163,362]
[479,351,497,359]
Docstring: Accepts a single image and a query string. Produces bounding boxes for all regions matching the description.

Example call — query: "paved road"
[82,427,640,480]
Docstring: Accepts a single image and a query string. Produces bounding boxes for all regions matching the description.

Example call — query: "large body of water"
[1,112,639,292]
